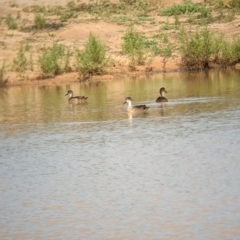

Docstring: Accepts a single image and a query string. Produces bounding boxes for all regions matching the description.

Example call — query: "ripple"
[1,72,240,239]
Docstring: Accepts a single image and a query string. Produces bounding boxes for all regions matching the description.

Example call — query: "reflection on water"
[1,70,240,239]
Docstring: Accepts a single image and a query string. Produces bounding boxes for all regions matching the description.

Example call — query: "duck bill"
[123,101,127,104]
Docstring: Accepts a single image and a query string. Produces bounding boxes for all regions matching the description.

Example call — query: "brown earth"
[0,0,240,86]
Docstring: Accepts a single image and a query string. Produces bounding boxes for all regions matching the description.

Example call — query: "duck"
[123,97,149,112]
[65,90,88,103]
[156,87,168,102]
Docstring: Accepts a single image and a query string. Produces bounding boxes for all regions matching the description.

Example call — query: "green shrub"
[160,1,209,18]
[29,52,34,71]
[12,45,28,73]
[122,27,145,64]
[66,0,76,9]
[213,0,240,10]
[153,33,173,70]
[111,15,132,24]
[64,48,72,72]
[10,3,19,8]
[218,36,240,66]
[5,14,18,30]
[0,61,8,87]
[179,27,216,69]
[76,33,108,79]
[60,10,78,22]
[179,27,240,70]
[215,7,235,23]
[38,42,70,76]
[122,27,161,65]
[34,13,46,29]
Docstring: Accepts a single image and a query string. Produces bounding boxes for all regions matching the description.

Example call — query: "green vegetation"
[158,34,174,71]
[10,3,19,8]
[23,2,78,23]
[1,0,240,82]
[160,0,209,18]
[22,0,159,20]
[179,27,240,70]
[110,15,132,24]
[0,61,8,87]
[5,14,18,30]
[76,33,108,79]
[217,36,240,67]
[122,27,160,66]
[209,0,240,10]
[161,21,175,30]
[19,0,240,27]
[38,41,71,76]
[12,45,28,73]
[122,27,146,65]
[34,13,47,29]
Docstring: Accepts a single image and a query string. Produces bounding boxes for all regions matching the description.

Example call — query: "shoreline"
[4,57,183,87]
[1,1,240,88]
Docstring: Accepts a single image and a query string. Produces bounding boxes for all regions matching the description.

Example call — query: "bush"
[122,27,145,65]
[5,14,18,30]
[76,33,108,79]
[179,27,240,70]
[160,1,209,18]
[38,41,71,76]
[12,45,28,73]
[0,61,8,87]
[34,13,46,29]
[213,0,240,10]
[217,36,240,66]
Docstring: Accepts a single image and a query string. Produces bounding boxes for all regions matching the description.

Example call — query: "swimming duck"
[65,90,88,103]
[123,97,149,112]
[156,87,168,102]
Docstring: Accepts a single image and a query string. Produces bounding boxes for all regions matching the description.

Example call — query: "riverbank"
[0,0,240,87]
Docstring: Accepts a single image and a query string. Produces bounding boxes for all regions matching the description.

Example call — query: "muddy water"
[1,70,240,239]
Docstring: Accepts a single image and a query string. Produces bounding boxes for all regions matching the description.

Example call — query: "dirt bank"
[0,0,239,86]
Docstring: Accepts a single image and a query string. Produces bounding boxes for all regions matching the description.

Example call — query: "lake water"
[0,70,240,239]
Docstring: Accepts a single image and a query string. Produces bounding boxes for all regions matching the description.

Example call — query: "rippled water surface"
[1,70,240,239]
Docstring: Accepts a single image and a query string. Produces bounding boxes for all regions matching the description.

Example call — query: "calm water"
[0,70,240,240]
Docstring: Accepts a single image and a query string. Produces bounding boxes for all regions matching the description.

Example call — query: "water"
[1,70,240,239]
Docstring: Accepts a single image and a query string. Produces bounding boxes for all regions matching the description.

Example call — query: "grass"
[122,27,160,66]
[209,0,240,10]
[12,45,28,73]
[161,21,175,31]
[160,0,210,18]
[216,36,240,67]
[23,4,78,23]
[60,10,78,22]
[214,7,235,22]
[22,0,159,20]
[76,33,108,80]
[34,13,47,29]
[1,0,240,82]
[38,41,71,76]
[110,15,132,24]
[179,26,240,70]
[0,61,8,87]
[10,3,19,8]
[5,14,18,30]
[153,33,174,71]
[122,27,146,65]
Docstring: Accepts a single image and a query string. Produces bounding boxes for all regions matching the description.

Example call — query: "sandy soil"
[0,0,240,86]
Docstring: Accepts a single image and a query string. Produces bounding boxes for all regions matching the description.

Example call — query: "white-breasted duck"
[123,97,149,112]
